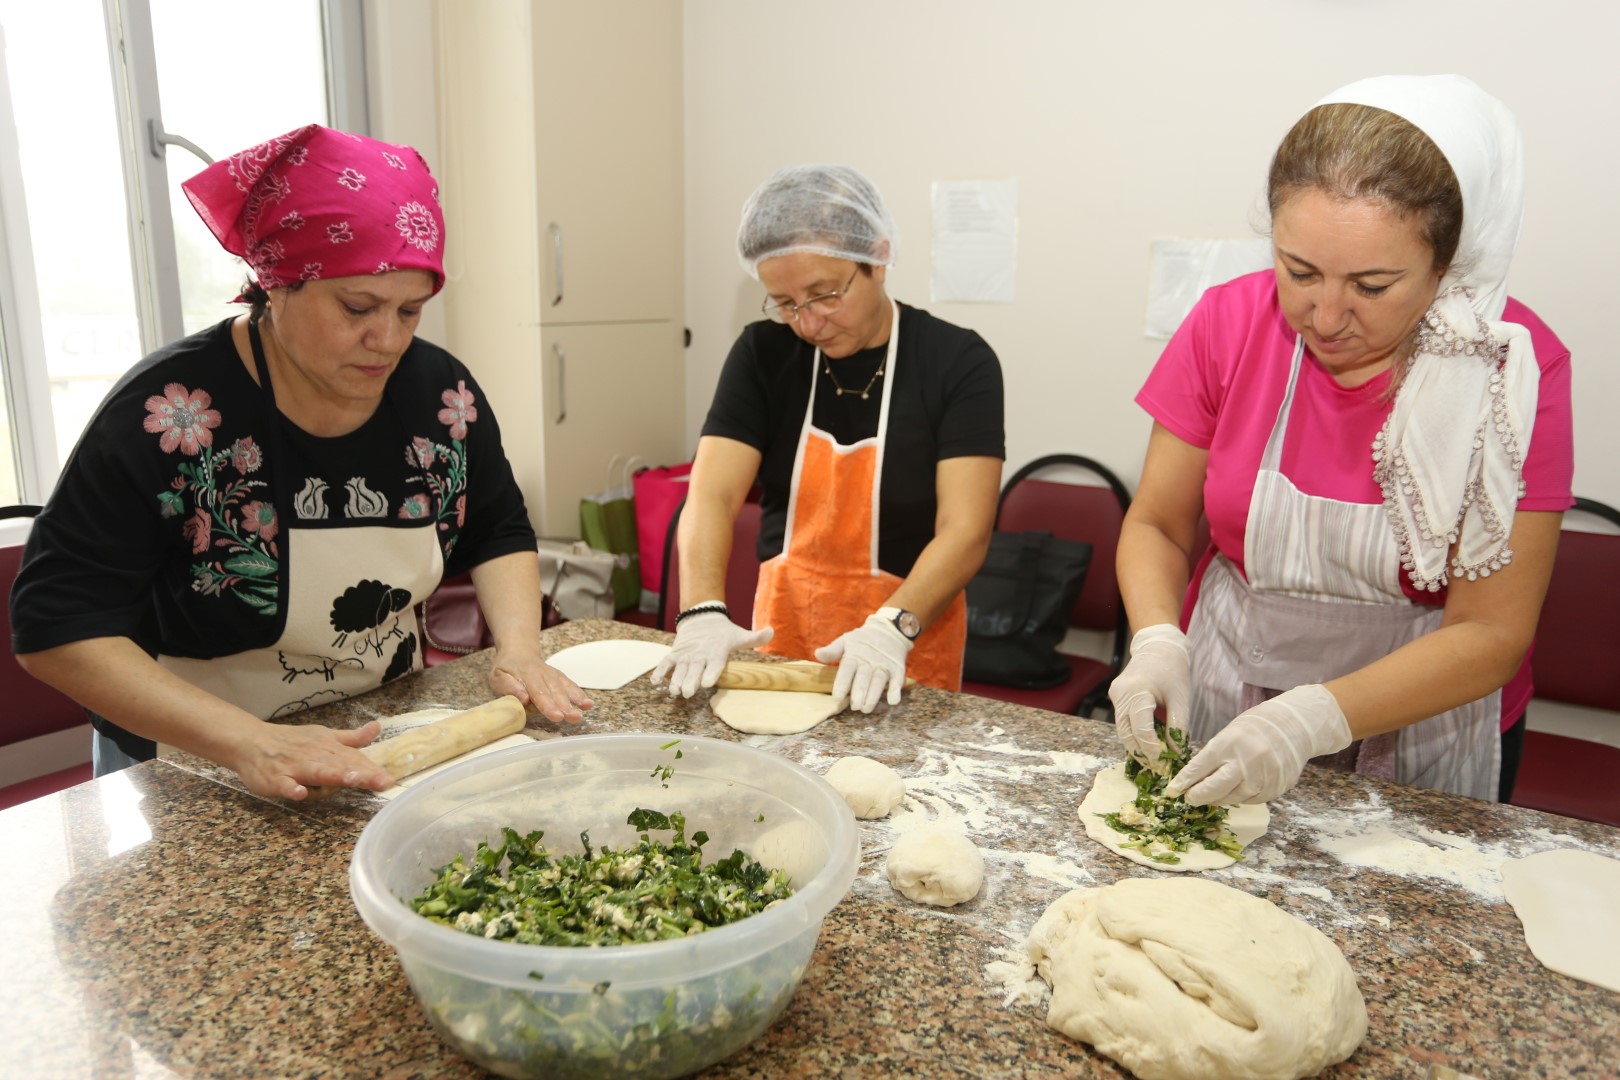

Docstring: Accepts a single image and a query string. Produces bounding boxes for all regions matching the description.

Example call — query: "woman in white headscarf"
[1110,75,1574,805]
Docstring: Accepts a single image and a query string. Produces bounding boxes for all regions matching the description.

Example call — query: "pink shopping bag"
[633,462,693,599]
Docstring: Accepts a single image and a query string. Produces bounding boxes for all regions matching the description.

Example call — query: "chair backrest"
[994,455,1132,636]
[657,498,763,633]
[2,507,91,747]
[1533,497,1620,710]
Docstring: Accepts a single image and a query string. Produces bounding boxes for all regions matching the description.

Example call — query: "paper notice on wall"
[931,179,1018,303]
[1145,238,1273,338]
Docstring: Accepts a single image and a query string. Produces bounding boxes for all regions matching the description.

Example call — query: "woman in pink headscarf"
[11,126,590,799]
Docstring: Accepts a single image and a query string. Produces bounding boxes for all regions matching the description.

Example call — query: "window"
[0,0,363,503]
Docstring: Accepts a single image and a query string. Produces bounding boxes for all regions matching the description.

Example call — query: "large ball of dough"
[885,825,983,907]
[825,756,906,819]
[1026,877,1366,1080]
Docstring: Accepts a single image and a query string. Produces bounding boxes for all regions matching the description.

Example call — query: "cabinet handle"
[548,221,564,306]
[553,342,567,423]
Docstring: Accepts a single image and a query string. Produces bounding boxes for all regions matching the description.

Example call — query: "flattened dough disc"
[712,665,848,734]
[1078,761,1270,872]
[546,639,671,690]
[1501,848,1620,993]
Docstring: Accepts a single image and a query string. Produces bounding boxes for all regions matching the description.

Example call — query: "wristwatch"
[878,606,921,641]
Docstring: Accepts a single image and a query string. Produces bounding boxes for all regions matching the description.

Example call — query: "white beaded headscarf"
[1314,74,1540,591]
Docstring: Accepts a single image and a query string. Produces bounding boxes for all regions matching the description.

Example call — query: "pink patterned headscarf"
[182,124,446,296]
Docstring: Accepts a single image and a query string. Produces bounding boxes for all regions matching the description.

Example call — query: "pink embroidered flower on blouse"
[399,494,431,520]
[396,201,440,253]
[406,436,437,469]
[183,508,211,554]
[455,494,467,527]
[438,381,477,441]
[241,500,279,542]
[231,437,263,474]
[144,383,222,455]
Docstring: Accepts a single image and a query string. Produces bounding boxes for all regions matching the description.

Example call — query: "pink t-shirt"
[1138,270,1574,726]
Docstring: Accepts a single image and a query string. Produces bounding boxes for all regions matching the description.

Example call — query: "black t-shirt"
[701,303,1004,576]
[11,318,536,662]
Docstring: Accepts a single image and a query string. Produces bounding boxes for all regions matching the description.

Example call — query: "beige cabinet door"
[534,321,685,534]
[532,0,682,326]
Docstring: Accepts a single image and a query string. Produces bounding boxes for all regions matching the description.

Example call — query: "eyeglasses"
[761,268,859,324]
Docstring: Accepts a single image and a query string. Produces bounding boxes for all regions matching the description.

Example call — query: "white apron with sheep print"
[159,523,443,719]
[1185,336,1500,800]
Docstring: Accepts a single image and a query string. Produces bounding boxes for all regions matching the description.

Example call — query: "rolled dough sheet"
[712,668,849,735]
[545,639,672,690]
[1501,848,1620,993]
[368,707,537,801]
[1078,761,1270,872]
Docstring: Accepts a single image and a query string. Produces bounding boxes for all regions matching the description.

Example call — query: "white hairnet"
[736,164,898,279]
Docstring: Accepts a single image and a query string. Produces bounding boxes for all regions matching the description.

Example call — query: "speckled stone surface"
[4,618,1618,1079]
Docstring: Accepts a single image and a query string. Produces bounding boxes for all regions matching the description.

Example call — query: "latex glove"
[1165,684,1353,806]
[651,611,774,699]
[815,613,914,714]
[1108,624,1191,770]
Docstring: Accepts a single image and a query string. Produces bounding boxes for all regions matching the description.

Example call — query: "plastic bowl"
[350,733,858,1079]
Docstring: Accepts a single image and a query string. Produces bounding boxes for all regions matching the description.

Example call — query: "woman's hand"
[1108,624,1192,768]
[224,719,394,801]
[489,646,593,723]
[1165,684,1352,806]
[652,611,774,698]
[816,613,913,713]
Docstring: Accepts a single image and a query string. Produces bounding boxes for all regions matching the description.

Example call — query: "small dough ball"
[825,756,906,819]
[886,825,983,907]
[1026,877,1366,1080]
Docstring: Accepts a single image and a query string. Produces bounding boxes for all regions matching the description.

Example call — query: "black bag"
[963,530,1093,689]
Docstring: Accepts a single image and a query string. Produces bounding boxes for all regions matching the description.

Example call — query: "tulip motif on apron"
[753,303,968,691]
[1186,337,1500,799]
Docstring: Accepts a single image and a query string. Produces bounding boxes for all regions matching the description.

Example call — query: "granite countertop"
[4,618,1617,1078]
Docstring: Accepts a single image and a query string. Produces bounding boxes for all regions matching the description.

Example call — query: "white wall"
[682,0,1619,509]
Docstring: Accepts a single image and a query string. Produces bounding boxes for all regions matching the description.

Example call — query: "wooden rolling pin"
[307,695,527,798]
[715,660,917,694]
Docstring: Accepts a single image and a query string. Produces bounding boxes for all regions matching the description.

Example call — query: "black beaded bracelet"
[675,602,729,626]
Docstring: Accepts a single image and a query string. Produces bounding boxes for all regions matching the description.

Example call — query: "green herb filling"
[410,809,794,946]
[1101,724,1243,865]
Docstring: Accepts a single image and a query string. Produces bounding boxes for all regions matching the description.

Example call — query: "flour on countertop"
[1276,791,1603,903]
[983,944,1048,1009]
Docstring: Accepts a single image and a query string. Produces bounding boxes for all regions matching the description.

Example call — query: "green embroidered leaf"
[223,552,277,578]
[156,490,184,515]
[236,590,277,613]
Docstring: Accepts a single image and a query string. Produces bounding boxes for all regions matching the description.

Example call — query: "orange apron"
[752,302,967,691]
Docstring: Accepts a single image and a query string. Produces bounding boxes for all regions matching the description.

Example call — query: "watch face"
[895,610,922,640]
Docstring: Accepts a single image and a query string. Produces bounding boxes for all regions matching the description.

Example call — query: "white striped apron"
[1185,336,1500,800]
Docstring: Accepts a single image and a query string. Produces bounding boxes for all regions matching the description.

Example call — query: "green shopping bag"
[580,456,642,613]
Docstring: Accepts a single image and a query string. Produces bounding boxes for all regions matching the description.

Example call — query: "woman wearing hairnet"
[653,165,1005,712]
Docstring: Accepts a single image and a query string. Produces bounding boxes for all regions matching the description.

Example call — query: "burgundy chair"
[657,497,763,632]
[961,455,1132,718]
[1509,497,1620,826]
[2,505,95,809]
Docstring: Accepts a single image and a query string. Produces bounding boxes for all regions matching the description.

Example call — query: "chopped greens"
[1100,723,1243,865]
[650,741,680,787]
[405,802,804,1076]
[410,809,793,947]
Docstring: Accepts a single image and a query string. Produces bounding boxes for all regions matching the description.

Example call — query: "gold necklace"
[823,359,885,400]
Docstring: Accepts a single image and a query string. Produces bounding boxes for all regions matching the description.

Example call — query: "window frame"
[0,0,368,508]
